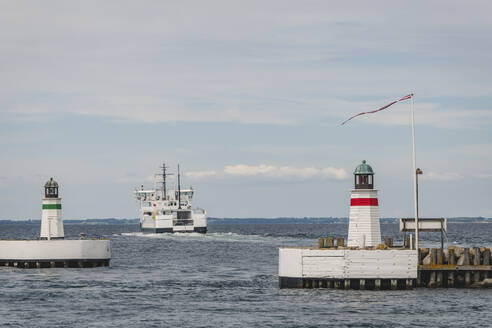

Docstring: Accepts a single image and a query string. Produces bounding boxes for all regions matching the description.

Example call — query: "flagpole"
[411,94,419,250]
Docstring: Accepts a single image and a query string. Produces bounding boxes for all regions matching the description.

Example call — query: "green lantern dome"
[44,177,59,198]
[44,177,59,188]
[354,160,374,175]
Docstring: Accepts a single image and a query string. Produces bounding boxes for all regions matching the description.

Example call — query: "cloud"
[185,170,217,179]
[187,164,348,181]
[1,2,492,129]
[422,171,463,181]
[471,173,492,179]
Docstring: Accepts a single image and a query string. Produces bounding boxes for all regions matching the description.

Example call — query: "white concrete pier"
[279,246,418,288]
[0,177,111,269]
[0,240,110,268]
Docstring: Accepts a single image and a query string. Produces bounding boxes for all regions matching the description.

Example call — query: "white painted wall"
[0,240,110,260]
[278,248,303,278]
[279,248,418,279]
[192,212,207,228]
[155,215,173,229]
[40,198,64,239]
[347,189,381,247]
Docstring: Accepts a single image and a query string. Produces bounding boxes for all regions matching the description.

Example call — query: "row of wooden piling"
[317,236,399,249]
[418,247,492,288]
[301,278,415,290]
[0,259,110,269]
[318,237,346,248]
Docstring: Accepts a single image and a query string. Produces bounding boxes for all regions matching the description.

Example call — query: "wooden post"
[464,248,471,286]
[318,238,324,249]
[344,279,350,290]
[436,248,443,286]
[391,279,397,290]
[336,237,345,247]
[465,271,471,287]
[325,237,334,247]
[473,247,481,283]
[360,279,366,290]
[436,270,443,287]
[463,248,470,265]
[437,248,443,265]
[375,279,381,290]
[36,261,41,269]
[448,248,455,287]
[484,249,491,278]
[473,247,481,265]
[448,248,456,265]
[406,279,413,289]
[430,248,437,264]
[384,237,393,247]
[483,249,491,265]
[334,280,341,289]
[428,248,437,287]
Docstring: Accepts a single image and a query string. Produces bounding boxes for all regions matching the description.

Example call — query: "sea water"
[0,222,491,327]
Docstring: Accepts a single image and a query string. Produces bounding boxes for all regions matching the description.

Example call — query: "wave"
[118,231,307,245]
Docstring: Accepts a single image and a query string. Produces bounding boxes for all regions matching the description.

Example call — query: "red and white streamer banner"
[341,94,413,125]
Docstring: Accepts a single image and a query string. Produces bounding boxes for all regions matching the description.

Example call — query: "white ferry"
[134,164,207,233]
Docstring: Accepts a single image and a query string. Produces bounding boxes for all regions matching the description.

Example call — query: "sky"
[1,1,491,220]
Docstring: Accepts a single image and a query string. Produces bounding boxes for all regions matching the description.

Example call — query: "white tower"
[347,160,381,247]
[40,178,64,240]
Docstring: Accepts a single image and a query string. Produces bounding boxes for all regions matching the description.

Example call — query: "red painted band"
[350,198,379,206]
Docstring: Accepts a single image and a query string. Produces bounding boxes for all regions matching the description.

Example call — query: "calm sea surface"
[1,222,491,327]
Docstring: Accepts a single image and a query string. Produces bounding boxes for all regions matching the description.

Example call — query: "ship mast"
[177,164,182,209]
[159,163,173,200]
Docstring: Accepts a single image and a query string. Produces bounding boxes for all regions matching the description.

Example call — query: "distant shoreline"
[0,217,490,225]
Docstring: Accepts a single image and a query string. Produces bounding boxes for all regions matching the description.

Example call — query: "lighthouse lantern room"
[40,178,64,240]
[347,160,381,247]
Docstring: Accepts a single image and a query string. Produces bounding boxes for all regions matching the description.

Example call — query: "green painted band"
[42,204,62,209]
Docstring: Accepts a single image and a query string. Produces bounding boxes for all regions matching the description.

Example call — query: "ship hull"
[140,211,207,234]
[141,226,207,234]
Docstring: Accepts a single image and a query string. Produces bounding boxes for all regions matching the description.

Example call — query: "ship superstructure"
[134,164,207,233]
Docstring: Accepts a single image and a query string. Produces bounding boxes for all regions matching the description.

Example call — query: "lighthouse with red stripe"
[347,160,381,247]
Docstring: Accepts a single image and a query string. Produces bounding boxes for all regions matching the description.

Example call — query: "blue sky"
[1,1,491,219]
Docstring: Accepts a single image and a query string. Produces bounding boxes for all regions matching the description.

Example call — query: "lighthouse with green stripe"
[40,177,64,239]
[347,160,381,247]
